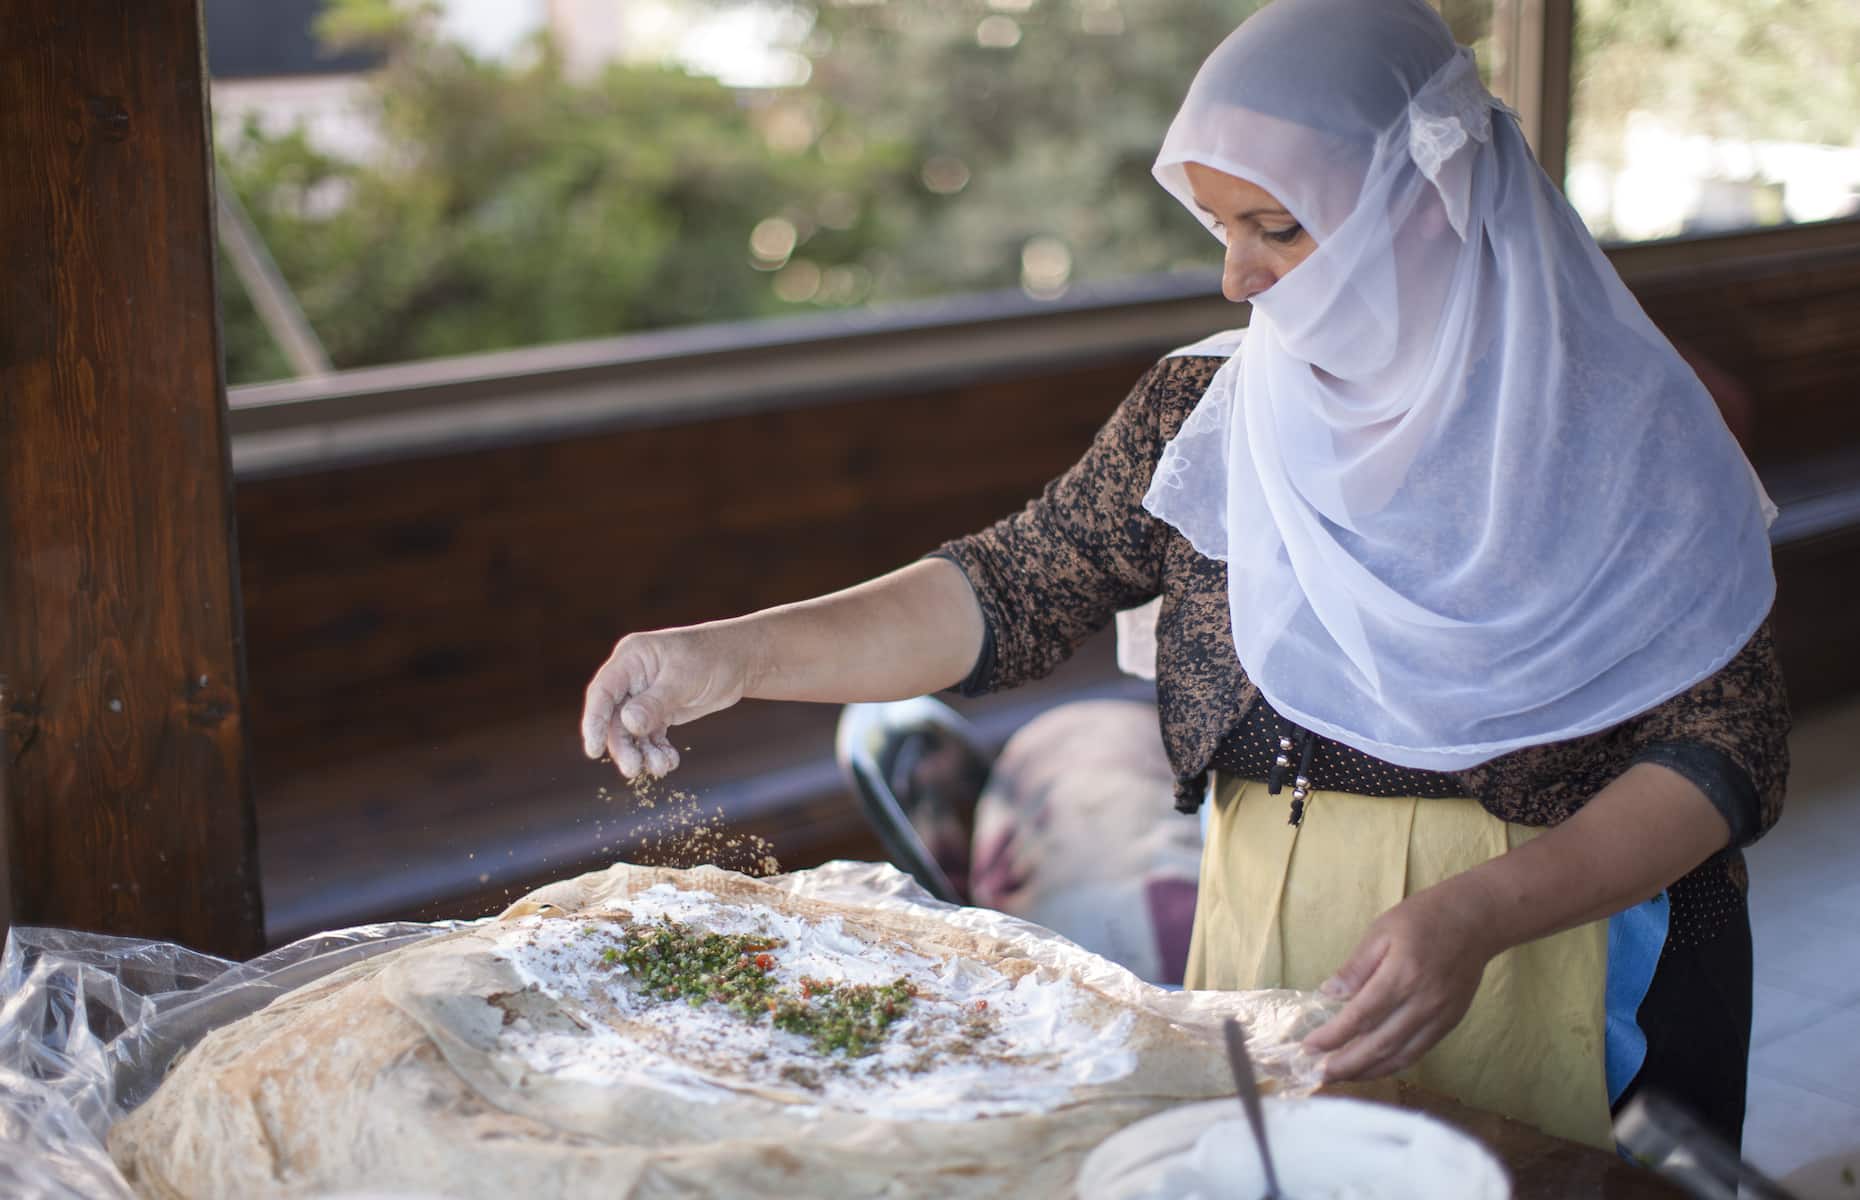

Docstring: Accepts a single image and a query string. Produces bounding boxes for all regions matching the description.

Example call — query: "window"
[1565,0,1860,242]
[212,0,1852,388]
[211,0,1273,385]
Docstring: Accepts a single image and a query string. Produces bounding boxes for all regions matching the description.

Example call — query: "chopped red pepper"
[973,999,989,1012]
[754,953,775,972]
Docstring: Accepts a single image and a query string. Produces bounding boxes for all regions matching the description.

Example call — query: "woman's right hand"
[580,627,756,779]
[579,560,986,780]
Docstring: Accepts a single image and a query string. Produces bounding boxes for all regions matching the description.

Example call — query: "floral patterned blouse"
[932,353,1789,923]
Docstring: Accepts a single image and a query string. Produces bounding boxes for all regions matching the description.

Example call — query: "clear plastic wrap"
[0,861,1337,1199]
[0,919,467,1199]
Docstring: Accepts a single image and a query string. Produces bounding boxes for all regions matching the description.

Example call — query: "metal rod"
[214,172,333,379]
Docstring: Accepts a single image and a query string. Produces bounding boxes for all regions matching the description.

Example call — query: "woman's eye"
[1264,224,1304,245]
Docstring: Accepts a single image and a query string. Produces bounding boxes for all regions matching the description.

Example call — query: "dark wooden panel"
[0,0,262,956]
[1631,243,1860,469]
[1772,526,1860,712]
[1623,240,1860,712]
[236,356,1151,783]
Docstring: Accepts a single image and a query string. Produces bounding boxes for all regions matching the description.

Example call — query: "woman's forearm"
[1449,762,1733,958]
[583,558,985,776]
[721,557,986,704]
[1305,762,1735,1077]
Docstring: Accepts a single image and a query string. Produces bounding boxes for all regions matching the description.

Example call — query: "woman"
[581,0,1786,1152]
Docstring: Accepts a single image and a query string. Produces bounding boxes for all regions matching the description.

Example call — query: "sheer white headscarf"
[1143,0,1777,771]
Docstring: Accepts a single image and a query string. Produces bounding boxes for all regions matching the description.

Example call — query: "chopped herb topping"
[587,915,932,1058]
[772,978,919,1058]
[603,917,783,1019]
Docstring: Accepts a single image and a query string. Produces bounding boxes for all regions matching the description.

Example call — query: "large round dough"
[109,863,1314,1199]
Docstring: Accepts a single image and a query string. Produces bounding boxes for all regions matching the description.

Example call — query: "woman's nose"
[1222,243,1277,303]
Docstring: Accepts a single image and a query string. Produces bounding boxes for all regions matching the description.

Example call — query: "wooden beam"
[1530,0,1574,189]
[1492,0,1574,187]
[0,747,12,937]
[0,0,263,957]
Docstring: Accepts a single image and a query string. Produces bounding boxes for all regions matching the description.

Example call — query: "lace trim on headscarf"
[1407,48,1516,236]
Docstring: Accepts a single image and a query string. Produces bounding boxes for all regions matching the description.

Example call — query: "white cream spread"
[486,883,1136,1121]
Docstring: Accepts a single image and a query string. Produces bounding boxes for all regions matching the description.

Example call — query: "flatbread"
[109,862,1324,1199]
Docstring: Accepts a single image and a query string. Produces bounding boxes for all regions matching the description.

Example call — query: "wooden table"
[1323,1080,1689,1199]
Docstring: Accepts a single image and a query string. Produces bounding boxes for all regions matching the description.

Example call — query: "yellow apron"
[1186,776,1615,1148]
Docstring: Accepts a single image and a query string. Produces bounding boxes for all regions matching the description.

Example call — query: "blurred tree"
[217,0,908,381]
[1571,0,1860,168]
[228,0,1856,379]
[219,0,1286,383]
[781,0,1266,300]
[222,0,1533,382]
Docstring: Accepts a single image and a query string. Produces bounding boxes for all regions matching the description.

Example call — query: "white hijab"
[1143,0,1777,771]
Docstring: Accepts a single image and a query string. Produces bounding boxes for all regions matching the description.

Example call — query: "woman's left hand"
[1300,878,1507,1081]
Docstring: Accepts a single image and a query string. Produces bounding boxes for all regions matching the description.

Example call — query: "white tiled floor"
[1743,696,1860,1195]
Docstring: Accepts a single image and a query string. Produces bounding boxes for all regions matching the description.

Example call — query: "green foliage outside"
[218,5,906,381]
[217,0,1271,384]
[1573,0,1860,155]
[217,0,1858,384]
[1569,0,1860,236]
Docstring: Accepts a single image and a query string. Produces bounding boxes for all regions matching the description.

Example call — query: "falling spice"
[593,771,782,877]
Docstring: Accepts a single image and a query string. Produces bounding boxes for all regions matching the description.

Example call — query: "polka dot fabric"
[1664,860,1747,948]
[1210,696,1463,799]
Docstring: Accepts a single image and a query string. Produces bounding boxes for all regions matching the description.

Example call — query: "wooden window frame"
[1489,0,1574,188]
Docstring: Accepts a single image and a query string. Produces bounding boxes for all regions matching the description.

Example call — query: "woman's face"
[1184,161,1315,303]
